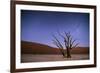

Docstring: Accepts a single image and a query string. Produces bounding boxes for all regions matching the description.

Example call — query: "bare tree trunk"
[67,48,71,58]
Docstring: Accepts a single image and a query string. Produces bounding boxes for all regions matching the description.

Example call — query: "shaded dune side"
[21,41,61,54]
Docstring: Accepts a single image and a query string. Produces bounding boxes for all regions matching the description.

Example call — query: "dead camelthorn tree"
[52,32,79,58]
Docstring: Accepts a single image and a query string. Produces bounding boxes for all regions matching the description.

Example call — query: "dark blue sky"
[21,10,89,47]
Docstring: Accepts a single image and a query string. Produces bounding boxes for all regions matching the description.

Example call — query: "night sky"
[21,10,89,48]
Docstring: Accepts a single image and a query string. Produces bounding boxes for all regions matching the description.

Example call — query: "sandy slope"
[21,41,89,54]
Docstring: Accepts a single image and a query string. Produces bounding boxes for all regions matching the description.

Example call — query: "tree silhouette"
[52,32,79,58]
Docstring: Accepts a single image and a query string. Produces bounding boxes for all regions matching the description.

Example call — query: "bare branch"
[72,43,79,48]
[52,35,63,49]
[65,32,71,39]
[71,39,76,47]
[52,40,60,48]
[52,39,65,56]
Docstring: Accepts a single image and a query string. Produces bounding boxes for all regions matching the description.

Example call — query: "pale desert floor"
[21,54,89,63]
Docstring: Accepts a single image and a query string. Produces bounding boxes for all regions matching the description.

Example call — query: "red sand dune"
[21,41,89,54]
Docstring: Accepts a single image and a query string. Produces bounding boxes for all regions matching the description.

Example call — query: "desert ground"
[21,54,89,63]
